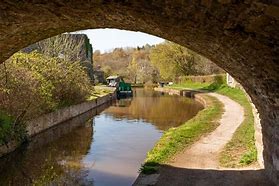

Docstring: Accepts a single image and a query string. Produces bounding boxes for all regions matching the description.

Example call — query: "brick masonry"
[0,1,278,183]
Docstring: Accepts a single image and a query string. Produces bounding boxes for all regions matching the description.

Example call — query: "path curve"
[170,93,244,169]
[135,92,273,186]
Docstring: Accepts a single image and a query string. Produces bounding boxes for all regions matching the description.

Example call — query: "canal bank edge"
[0,91,116,158]
[133,87,223,186]
[154,87,207,107]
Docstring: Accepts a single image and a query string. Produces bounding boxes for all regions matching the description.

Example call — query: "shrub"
[0,52,93,121]
[0,61,51,120]
[0,111,27,145]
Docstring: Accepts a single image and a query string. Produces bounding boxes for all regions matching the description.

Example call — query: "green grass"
[169,81,257,167]
[216,86,257,167]
[141,95,223,174]
[170,82,211,90]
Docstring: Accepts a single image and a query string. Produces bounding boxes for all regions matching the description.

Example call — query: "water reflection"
[104,88,204,130]
[0,89,203,186]
[0,103,110,186]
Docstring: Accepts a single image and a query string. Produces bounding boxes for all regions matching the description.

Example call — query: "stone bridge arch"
[0,0,278,184]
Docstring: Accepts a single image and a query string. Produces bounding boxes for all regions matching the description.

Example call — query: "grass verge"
[216,86,257,167]
[170,81,257,167]
[140,95,223,174]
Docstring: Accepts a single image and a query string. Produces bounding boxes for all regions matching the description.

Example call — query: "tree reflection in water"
[104,88,203,130]
[0,89,203,186]
[0,103,109,186]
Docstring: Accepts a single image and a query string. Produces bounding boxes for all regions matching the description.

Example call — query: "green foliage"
[141,95,223,173]
[150,42,223,81]
[93,46,159,83]
[0,112,26,145]
[140,162,159,174]
[127,57,139,84]
[170,74,226,91]
[0,112,14,145]
[0,58,52,120]
[150,41,196,80]
[0,52,93,135]
[94,43,222,83]
[240,149,257,165]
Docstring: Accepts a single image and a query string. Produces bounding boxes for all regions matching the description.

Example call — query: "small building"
[106,76,122,87]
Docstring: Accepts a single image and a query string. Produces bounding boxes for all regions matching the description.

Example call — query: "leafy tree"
[127,57,139,84]
[102,65,113,78]
[93,42,222,84]
[150,41,199,80]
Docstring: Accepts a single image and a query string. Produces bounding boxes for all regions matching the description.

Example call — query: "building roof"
[106,75,120,80]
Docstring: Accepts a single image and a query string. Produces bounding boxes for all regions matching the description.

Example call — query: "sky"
[79,29,164,53]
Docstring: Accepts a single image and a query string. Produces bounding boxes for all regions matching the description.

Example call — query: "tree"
[0,52,93,120]
[127,57,139,84]
[102,65,112,78]
[93,45,158,83]
[150,41,200,81]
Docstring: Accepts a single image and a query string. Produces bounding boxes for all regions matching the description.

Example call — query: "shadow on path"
[154,165,274,186]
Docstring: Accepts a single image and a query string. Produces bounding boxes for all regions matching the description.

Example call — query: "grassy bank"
[170,81,257,167]
[170,82,211,90]
[216,86,257,167]
[141,95,223,174]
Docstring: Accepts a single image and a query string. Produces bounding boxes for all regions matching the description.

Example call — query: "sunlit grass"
[170,82,211,90]
[169,81,257,167]
[87,86,114,101]
[141,95,223,174]
[216,86,257,167]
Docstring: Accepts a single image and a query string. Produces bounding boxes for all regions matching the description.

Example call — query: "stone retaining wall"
[154,87,206,107]
[26,92,116,136]
[249,98,264,168]
[0,92,116,157]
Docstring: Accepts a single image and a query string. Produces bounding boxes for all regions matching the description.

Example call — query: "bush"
[0,112,26,145]
[0,52,93,121]
[0,61,51,120]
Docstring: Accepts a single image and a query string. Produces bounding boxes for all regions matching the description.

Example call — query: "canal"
[0,88,203,186]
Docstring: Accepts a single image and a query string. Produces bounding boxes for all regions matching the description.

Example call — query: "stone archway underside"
[0,0,278,184]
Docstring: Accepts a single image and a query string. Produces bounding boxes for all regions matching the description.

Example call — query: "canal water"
[0,88,203,186]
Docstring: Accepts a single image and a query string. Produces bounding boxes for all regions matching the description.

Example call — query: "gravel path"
[169,93,244,169]
[154,93,273,186]
[134,93,273,186]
